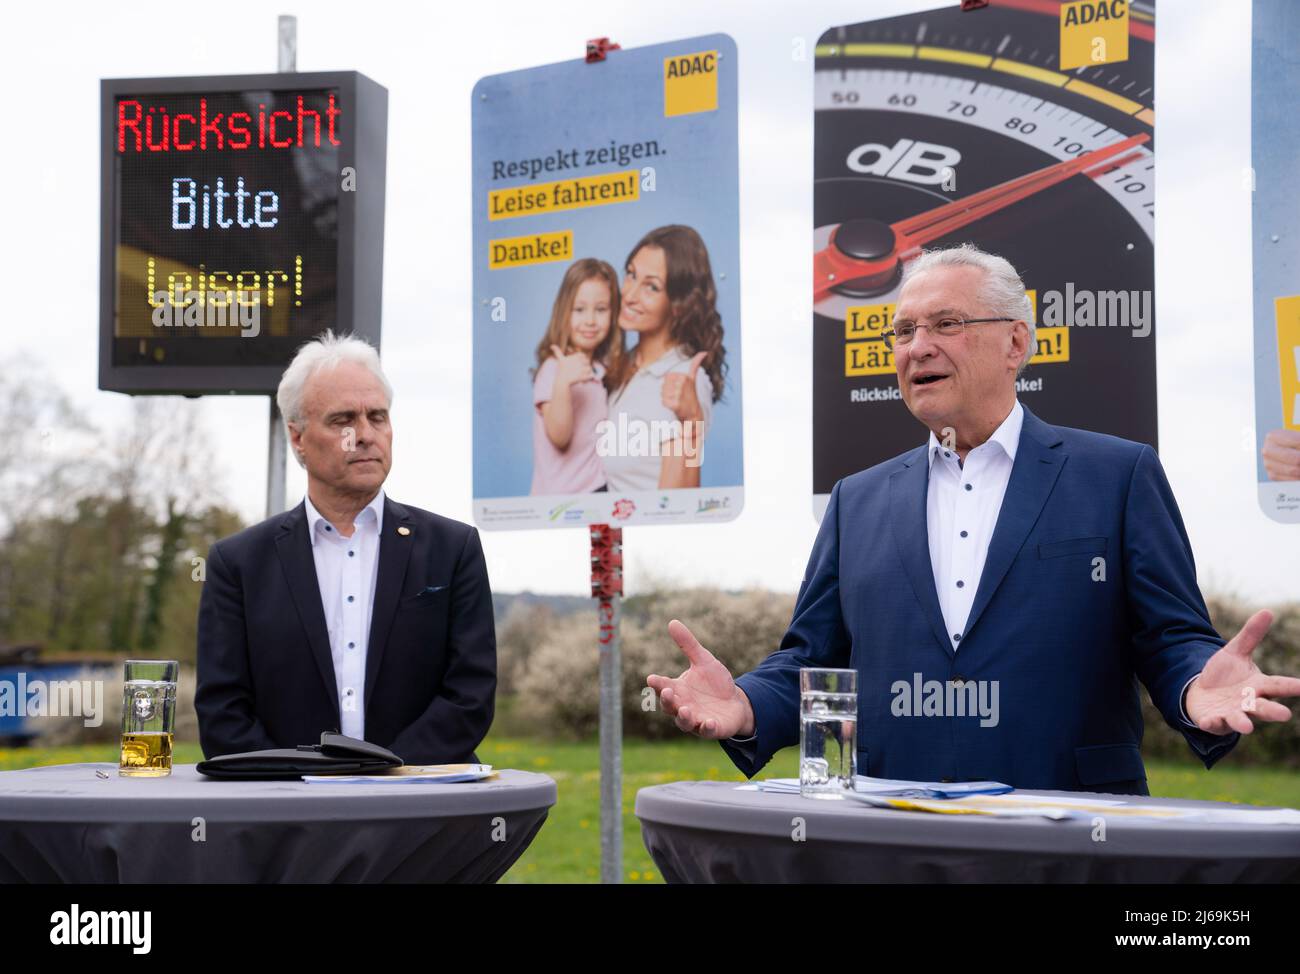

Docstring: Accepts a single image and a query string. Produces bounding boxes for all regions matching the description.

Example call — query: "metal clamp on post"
[589,524,624,598]
[586,37,622,63]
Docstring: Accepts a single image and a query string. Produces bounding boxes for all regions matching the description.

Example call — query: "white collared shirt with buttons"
[304,488,385,740]
[926,400,1024,650]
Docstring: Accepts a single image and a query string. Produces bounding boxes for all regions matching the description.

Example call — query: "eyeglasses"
[881,316,1015,349]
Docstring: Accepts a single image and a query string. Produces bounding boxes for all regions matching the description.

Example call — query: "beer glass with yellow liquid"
[119,660,178,777]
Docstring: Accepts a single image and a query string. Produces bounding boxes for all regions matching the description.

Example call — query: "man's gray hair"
[276,331,392,464]
[901,243,1037,374]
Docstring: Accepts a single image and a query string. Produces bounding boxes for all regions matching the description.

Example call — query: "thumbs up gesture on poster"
[1262,429,1300,482]
[551,344,594,386]
[661,351,707,423]
[647,620,755,739]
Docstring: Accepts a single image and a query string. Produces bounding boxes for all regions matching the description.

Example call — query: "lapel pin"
[397,526,411,536]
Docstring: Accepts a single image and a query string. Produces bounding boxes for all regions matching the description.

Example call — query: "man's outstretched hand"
[1186,609,1300,734]
[646,619,755,740]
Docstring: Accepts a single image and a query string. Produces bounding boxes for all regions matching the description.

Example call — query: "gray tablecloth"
[0,763,556,883]
[636,781,1300,883]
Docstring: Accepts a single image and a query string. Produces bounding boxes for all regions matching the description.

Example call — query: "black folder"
[196,732,403,780]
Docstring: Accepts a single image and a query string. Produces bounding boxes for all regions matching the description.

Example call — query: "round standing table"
[0,763,555,883]
[635,781,1300,883]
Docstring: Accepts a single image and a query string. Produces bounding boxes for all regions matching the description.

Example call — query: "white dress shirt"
[926,401,1023,648]
[304,488,385,739]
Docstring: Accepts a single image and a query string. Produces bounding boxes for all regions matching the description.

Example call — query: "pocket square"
[402,585,448,607]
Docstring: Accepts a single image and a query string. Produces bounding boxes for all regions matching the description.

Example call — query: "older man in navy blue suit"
[648,244,1299,794]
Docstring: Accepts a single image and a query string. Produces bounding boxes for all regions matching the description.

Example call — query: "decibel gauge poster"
[813,0,1158,517]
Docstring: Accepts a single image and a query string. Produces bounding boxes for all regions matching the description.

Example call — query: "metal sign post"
[266,14,297,518]
[583,38,626,886]
[590,524,623,884]
[278,13,297,72]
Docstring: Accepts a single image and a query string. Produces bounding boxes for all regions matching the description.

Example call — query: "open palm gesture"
[646,620,754,739]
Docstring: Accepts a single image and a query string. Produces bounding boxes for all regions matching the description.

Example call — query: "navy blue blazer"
[723,405,1238,794]
[195,495,496,764]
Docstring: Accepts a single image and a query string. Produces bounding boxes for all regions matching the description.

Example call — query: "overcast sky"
[2,0,1294,604]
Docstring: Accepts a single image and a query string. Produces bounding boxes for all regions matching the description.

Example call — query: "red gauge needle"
[813,132,1151,302]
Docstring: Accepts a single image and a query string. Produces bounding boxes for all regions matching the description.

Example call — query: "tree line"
[0,356,243,663]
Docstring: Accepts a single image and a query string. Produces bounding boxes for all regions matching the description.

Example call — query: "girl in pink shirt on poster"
[530,258,627,495]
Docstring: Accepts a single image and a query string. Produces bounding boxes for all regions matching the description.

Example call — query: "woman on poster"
[603,225,727,492]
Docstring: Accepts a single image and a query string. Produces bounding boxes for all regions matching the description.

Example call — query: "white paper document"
[302,764,496,784]
[754,775,1013,799]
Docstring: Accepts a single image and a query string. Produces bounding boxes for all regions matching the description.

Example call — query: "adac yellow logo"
[1059,0,1129,70]
[664,50,718,117]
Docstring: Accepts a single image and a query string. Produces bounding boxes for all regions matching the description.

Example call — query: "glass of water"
[800,667,857,799]
[119,660,178,777]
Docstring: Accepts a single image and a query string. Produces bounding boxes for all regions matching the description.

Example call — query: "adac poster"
[471,34,743,530]
[1252,0,1300,521]
[813,0,1157,518]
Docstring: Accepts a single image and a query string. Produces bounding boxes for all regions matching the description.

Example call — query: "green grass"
[481,735,790,883]
[3,738,1296,883]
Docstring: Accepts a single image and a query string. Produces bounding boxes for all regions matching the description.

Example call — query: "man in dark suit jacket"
[196,331,496,764]
[647,245,1299,794]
